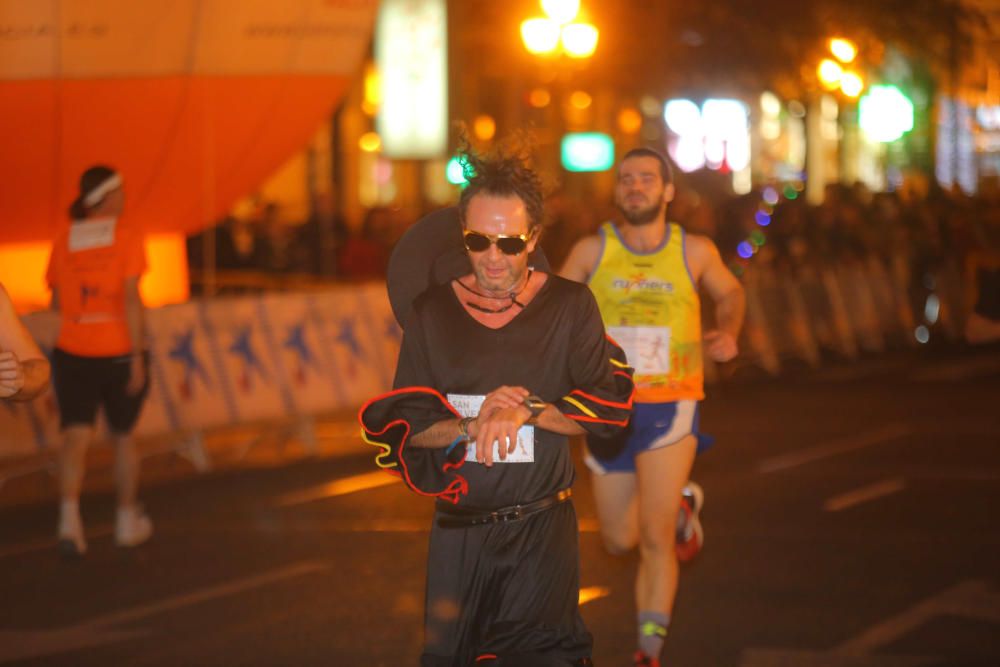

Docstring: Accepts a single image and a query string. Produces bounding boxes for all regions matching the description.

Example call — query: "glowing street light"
[561,22,598,58]
[521,18,561,55]
[840,71,864,98]
[542,0,579,25]
[818,59,843,89]
[358,131,382,153]
[829,38,858,63]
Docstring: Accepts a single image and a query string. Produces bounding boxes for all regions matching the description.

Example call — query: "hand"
[478,385,529,421]
[126,354,146,396]
[472,405,530,467]
[704,330,738,363]
[0,351,25,398]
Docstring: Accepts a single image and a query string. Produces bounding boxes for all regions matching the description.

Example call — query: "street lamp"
[520,0,598,59]
[561,23,599,59]
[829,38,858,64]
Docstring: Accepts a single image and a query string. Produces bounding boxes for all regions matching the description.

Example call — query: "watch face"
[525,395,545,415]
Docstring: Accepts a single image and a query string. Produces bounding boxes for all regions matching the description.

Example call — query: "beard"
[617,198,664,226]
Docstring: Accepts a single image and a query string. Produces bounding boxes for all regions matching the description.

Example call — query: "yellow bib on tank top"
[588,221,704,402]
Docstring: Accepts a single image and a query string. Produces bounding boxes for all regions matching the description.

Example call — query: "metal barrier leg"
[179,431,211,473]
[297,416,318,457]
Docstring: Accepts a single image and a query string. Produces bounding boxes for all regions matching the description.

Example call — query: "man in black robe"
[360,141,634,667]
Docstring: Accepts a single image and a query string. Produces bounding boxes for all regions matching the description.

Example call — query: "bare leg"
[635,434,697,614]
[590,471,640,555]
[58,425,92,501]
[57,425,92,555]
[113,432,140,508]
[112,432,152,547]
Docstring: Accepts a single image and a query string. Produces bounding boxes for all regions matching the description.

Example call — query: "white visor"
[82,173,123,207]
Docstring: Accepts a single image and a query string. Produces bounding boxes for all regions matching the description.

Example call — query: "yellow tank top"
[588,222,704,402]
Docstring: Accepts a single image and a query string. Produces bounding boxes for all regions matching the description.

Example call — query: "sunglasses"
[462,230,534,255]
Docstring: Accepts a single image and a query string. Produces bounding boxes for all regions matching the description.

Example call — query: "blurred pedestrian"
[561,148,745,667]
[360,139,634,666]
[0,283,50,401]
[47,165,152,557]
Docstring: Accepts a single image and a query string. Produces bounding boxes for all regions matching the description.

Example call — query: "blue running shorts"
[584,400,714,475]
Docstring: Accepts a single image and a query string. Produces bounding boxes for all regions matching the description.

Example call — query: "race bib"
[607,325,671,376]
[69,217,117,252]
[447,393,534,463]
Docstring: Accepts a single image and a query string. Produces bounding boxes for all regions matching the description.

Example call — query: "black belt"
[435,489,572,528]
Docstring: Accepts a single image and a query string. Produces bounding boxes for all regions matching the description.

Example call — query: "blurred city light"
[561,22,599,58]
[542,0,579,24]
[818,59,844,89]
[617,108,643,134]
[521,18,561,54]
[737,241,754,259]
[363,63,381,116]
[840,71,864,98]
[446,156,468,185]
[561,132,614,172]
[569,90,592,109]
[358,131,382,152]
[673,134,706,172]
[760,91,782,117]
[829,38,858,63]
[914,325,930,344]
[665,97,749,183]
[859,85,914,142]
[664,99,702,136]
[473,114,496,141]
[762,187,780,205]
[755,210,771,226]
[529,88,551,108]
[639,96,661,117]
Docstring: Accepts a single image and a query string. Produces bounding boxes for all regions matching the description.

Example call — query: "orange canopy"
[0,0,377,244]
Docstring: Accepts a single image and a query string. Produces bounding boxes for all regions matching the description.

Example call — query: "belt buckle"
[502,505,524,522]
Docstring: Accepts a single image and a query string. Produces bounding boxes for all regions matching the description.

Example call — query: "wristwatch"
[522,395,546,423]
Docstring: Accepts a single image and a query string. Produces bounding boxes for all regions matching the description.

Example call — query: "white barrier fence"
[0,257,975,462]
[0,282,401,462]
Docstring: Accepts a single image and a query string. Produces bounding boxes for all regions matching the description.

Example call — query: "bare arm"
[124,276,147,394]
[687,235,746,361]
[0,285,50,401]
[558,235,602,283]
[409,397,584,467]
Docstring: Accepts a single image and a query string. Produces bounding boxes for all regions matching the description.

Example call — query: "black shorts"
[51,348,150,434]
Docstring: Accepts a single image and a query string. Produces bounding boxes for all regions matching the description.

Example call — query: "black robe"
[360,274,634,666]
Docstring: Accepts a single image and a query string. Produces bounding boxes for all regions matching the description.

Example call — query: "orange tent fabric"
[0,1,376,244]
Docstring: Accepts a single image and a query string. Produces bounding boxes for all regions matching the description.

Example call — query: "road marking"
[0,560,330,663]
[740,580,1000,666]
[578,586,611,606]
[275,470,399,506]
[0,526,113,559]
[823,478,906,512]
[758,424,911,474]
[836,579,1000,655]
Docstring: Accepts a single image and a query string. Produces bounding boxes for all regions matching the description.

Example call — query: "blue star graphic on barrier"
[229,326,269,384]
[168,328,210,395]
[284,324,315,365]
[335,318,363,357]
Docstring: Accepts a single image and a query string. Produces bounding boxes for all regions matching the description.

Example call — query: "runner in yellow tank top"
[561,148,745,667]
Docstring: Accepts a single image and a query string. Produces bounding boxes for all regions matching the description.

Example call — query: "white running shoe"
[115,505,153,547]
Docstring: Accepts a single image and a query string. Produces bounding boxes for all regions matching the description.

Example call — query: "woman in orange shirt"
[47,165,152,557]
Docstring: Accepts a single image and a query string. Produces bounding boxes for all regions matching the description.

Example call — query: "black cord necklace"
[457,270,533,314]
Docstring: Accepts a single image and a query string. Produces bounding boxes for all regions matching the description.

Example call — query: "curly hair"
[456,132,545,231]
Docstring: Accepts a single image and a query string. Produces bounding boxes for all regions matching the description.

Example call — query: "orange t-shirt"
[46,219,146,357]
